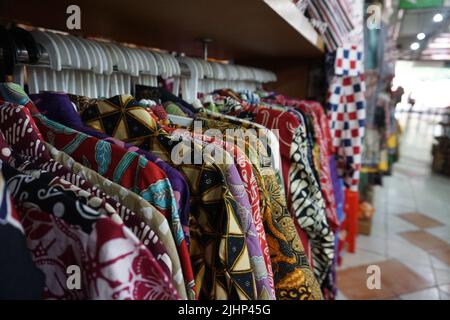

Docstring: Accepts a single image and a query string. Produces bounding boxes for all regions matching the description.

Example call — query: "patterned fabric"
[292,101,339,230]
[77,95,257,300]
[189,132,274,299]
[0,86,193,299]
[305,0,354,52]
[0,82,38,113]
[210,95,244,114]
[259,167,323,300]
[26,167,117,217]
[193,115,322,299]
[33,92,192,248]
[252,107,298,201]
[0,98,185,295]
[2,164,105,233]
[328,156,344,300]
[289,125,335,289]
[188,118,275,294]
[45,142,184,295]
[327,75,366,191]
[151,104,169,121]
[196,112,274,177]
[2,163,179,300]
[249,106,315,264]
[335,45,364,76]
[0,102,121,219]
[33,114,194,300]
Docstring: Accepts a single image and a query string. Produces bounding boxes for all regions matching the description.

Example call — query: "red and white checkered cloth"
[335,44,364,77]
[327,74,366,191]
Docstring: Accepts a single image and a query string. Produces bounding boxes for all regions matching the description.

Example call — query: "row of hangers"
[177,55,276,103]
[0,25,277,103]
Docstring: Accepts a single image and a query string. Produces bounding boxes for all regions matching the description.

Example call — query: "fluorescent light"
[433,13,443,23]
[433,37,450,43]
[430,54,450,60]
[428,42,450,49]
[410,42,420,50]
[417,33,426,40]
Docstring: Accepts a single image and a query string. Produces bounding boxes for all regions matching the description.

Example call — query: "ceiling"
[397,5,450,61]
[0,0,324,63]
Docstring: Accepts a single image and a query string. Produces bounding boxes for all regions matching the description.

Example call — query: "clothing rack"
[0,0,354,303]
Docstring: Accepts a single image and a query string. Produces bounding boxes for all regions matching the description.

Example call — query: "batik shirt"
[0,85,192,299]
[45,142,183,295]
[193,116,322,299]
[78,95,257,300]
[0,95,187,299]
[232,132,322,299]
[33,115,194,299]
[289,125,335,288]
[0,98,178,290]
[2,162,179,300]
[248,107,313,261]
[196,112,275,170]
[186,131,274,299]
[190,118,275,292]
[304,102,338,228]
[294,100,338,230]
[251,107,298,200]
[259,167,323,300]
[0,100,179,299]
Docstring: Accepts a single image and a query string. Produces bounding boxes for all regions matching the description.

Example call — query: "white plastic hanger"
[83,38,102,73]
[164,53,179,78]
[152,51,168,78]
[70,36,94,96]
[170,53,181,76]
[140,49,159,86]
[78,38,102,97]
[69,35,92,69]
[189,58,204,93]
[122,46,139,77]
[140,48,159,76]
[162,53,173,77]
[59,35,81,94]
[177,56,199,103]
[45,32,69,91]
[106,43,130,95]
[95,41,113,97]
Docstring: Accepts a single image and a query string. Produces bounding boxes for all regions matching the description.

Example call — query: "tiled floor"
[337,113,450,300]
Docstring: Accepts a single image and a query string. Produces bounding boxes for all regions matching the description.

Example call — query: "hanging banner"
[399,0,443,9]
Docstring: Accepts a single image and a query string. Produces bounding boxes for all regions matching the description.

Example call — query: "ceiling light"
[433,37,450,43]
[410,42,420,50]
[430,54,450,60]
[433,13,443,23]
[417,33,426,40]
[428,42,450,49]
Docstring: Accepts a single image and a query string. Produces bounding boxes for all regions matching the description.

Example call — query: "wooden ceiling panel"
[0,0,324,61]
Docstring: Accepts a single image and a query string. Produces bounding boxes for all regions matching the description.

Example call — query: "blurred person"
[408,92,416,113]
[391,85,404,108]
